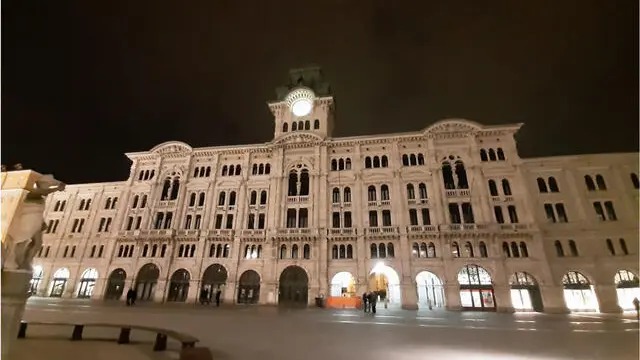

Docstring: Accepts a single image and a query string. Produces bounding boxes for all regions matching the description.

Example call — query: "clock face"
[291,99,312,117]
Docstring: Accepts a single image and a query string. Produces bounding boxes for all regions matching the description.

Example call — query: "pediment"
[150,141,193,155]
[274,132,325,145]
[424,119,482,135]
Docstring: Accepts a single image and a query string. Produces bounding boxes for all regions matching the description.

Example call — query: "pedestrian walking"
[362,292,369,313]
[633,297,639,320]
[370,291,378,314]
[215,287,222,307]
[125,288,134,306]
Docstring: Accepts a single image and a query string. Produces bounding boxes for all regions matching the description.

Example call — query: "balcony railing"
[287,196,309,203]
[241,229,266,237]
[276,228,318,236]
[365,226,399,235]
[157,200,178,208]
[407,225,438,233]
[327,228,356,236]
[445,189,470,197]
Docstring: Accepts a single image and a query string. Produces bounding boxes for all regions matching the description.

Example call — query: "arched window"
[314,119,320,129]
[537,178,548,193]
[252,164,258,175]
[479,241,488,258]
[620,238,629,255]
[409,154,417,166]
[283,122,288,132]
[299,170,310,196]
[378,243,387,258]
[332,188,340,203]
[502,179,512,195]
[451,242,460,258]
[345,158,352,169]
[480,149,488,162]
[370,243,378,258]
[235,165,241,176]
[365,157,372,169]
[303,244,311,259]
[519,242,528,257]
[373,156,380,168]
[218,192,226,206]
[152,244,158,257]
[332,245,338,259]
[250,191,257,205]
[606,239,615,255]
[304,120,310,130]
[387,243,395,258]
[292,122,297,131]
[406,184,415,199]
[380,184,390,200]
[339,245,346,258]
[367,186,377,201]
[279,245,287,259]
[502,242,511,257]
[555,240,564,257]
[260,191,268,204]
[381,156,389,168]
[454,161,469,189]
[402,154,409,166]
[188,193,196,207]
[418,183,427,199]
[631,173,639,189]
[548,177,559,192]
[510,242,520,257]
[291,244,299,258]
[338,159,345,171]
[568,240,579,256]
[346,244,353,258]
[488,149,497,161]
[331,159,337,171]
[142,244,148,257]
[595,175,607,190]
[488,180,498,196]
[343,187,351,203]
[198,193,205,206]
[584,175,595,191]
[417,154,425,165]
[428,242,436,257]
[464,242,474,257]
[412,243,420,257]
[496,148,505,161]
[205,167,211,177]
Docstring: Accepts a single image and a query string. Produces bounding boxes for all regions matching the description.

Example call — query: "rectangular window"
[343,212,352,228]
[409,209,418,226]
[544,203,556,223]
[604,201,617,221]
[247,214,255,229]
[225,214,234,229]
[298,208,309,228]
[448,203,461,224]
[382,210,392,227]
[461,203,474,223]
[286,209,297,228]
[507,206,519,223]
[421,208,431,225]
[71,219,79,233]
[369,211,378,227]
[332,212,341,228]
[555,203,568,223]
[494,206,504,224]
[135,217,141,230]
[214,214,223,229]
[258,214,265,229]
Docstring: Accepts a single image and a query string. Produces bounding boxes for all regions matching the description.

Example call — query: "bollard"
[153,333,168,351]
[71,325,84,341]
[17,322,27,339]
[118,328,131,344]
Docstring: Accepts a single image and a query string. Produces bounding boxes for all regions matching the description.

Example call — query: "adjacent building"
[28,67,639,313]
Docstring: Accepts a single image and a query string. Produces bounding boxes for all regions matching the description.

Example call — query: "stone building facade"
[29,68,639,313]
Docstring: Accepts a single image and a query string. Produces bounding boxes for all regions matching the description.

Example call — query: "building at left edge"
[25,67,640,313]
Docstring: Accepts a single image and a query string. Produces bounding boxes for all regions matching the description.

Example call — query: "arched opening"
[238,270,261,304]
[509,272,543,312]
[201,264,228,303]
[369,263,401,306]
[458,265,495,311]
[135,263,160,301]
[30,265,44,295]
[614,270,640,311]
[330,272,356,297]
[77,268,99,299]
[278,266,309,306]
[416,271,445,309]
[104,268,126,300]
[562,271,599,312]
[167,269,190,302]
[50,268,70,297]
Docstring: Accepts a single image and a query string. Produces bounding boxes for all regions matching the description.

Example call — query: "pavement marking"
[515,320,536,323]
[374,315,402,319]
[416,317,445,321]
[462,319,486,322]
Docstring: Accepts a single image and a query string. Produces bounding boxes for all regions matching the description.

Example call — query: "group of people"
[361,291,378,314]
[200,287,223,307]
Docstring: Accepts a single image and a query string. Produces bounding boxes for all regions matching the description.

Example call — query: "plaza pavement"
[21,297,640,360]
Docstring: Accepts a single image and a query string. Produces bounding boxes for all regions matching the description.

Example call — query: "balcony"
[439,223,492,236]
[117,230,140,238]
[204,229,234,239]
[364,226,399,239]
[367,200,391,207]
[332,202,352,209]
[241,229,266,238]
[445,189,470,198]
[175,229,200,238]
[157,200,178,208]
[275,228,319,240]
[287,195,310,203]
[406,225,438,238]
[327,228,357,238]
[491,196,514,203]
[408,198,430,206]
[496,223,533,234]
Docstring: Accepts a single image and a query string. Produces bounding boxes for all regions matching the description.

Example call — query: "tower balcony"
[275,227,319,240]
[287,195,310,204]
[364,226,399,239]
[445,189,470,198]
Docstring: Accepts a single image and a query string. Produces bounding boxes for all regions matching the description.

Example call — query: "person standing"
[633,297,639,320]
[370,291,378,314]
[126,288,134,306]
[215,287,222,307]
[362,292,369,313]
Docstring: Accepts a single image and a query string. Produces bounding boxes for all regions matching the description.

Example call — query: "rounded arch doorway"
[167,269,191,302]
[77,268,99,299]
[104,268,127,300]
[416,271,445,309]
[562,271,599,312]
[509,272,543,312]
[279,266,309,306]
[238,270,261,304]
[369,263,401,306]
[50,268,70,297]
[330,272,356,297]
[458,264,495,311]
[614,270,639,311]
[201,264,228,304]
[135,263,160,301]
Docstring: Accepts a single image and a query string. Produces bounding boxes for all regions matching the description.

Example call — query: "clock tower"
[268,67,335,140]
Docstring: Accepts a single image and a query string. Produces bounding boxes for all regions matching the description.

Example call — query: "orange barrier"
[326,296,362,309]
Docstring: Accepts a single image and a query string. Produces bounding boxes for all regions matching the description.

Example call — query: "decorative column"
[1,170,65,359]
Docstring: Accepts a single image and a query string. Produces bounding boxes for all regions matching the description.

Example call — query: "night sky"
[3,1,638,184]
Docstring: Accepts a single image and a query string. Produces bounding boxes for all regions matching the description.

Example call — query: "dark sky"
[3,1,638,184]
